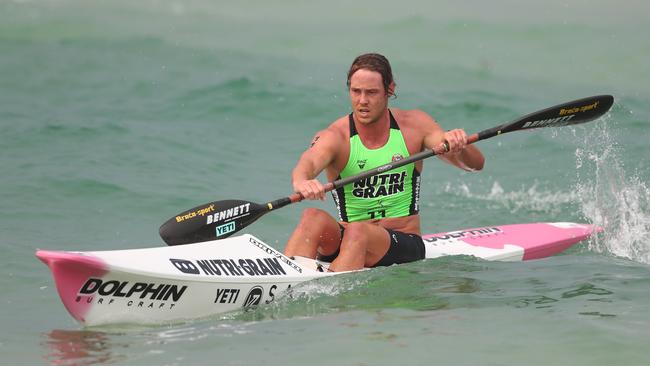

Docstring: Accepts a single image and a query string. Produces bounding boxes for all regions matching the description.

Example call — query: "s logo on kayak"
[243,286,263,308]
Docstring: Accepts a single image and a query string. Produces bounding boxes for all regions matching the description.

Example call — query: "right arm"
[292,128,342,200]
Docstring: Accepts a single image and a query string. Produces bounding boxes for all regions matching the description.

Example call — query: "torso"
[325,109,428,235]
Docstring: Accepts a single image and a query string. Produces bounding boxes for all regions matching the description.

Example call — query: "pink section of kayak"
[422,223,599,260]
[36,250,108,324]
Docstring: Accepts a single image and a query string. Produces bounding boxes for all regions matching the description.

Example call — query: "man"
[283,53,485,272]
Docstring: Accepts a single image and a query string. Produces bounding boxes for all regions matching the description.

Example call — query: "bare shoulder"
[327,115,350,138]
[311,116,347,144]
[391,108,441,133]
[389,108,445,155]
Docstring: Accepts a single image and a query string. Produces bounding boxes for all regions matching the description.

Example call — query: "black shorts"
[316,226,425,267]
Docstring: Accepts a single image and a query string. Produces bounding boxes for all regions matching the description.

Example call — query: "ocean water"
[1,0,649,364]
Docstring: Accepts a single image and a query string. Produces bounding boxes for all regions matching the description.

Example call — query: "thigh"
[340,222,392,268]
[372,230,425,267]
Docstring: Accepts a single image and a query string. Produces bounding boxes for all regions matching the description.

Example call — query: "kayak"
[36,222,598,326]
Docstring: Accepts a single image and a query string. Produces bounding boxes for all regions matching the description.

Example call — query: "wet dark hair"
[346,53,395,94]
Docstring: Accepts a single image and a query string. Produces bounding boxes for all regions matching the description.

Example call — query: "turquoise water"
[1,0,649,364]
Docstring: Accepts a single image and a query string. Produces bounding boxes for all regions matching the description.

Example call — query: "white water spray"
[575,115,650,264]
[442,181,578,216]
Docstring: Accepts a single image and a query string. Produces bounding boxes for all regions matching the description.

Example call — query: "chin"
[356,113,377,124]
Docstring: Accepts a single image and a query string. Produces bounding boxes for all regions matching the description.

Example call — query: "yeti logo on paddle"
[216,222,236,237]
[243,286,263,308]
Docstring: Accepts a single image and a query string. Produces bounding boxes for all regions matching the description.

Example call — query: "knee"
[344,222,368,236]
[299,208,332,225]
[341,222,369,247]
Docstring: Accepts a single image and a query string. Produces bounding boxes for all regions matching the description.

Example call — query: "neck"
[353,109,391,148]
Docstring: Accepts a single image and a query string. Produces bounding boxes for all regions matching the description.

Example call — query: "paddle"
[160,94,614,245]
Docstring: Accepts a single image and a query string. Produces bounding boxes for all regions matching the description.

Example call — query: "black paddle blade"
[478,95,614,141]
[159,200,268,245]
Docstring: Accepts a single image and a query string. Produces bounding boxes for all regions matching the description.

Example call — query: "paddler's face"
[349,69,394,125]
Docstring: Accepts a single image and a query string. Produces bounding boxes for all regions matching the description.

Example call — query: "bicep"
[417,112,445,151]
[415,112,467,168]
[298,129,340,173]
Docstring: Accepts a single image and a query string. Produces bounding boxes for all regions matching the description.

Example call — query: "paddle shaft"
[266,94,614,211]
[160,95,613,245]
[268,133,478,211]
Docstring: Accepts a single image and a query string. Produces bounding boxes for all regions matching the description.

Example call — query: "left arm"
[434,129,485,171]
[415,110,485,171]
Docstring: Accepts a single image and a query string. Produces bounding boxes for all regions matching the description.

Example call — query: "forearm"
[292,159,317,184]
[448,145,485,171]
[428,128,485,171]
[291,127,339,199]
[291,155,329,200]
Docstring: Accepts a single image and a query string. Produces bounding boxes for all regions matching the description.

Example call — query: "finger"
[300,184,316,200]
[308,181,325,200]
[435,141,450,154]
[458,131,468,146]
[450,131,467,152]
[447,137,459,152]
[316,184,326,200]
[308,183,319,200]
[306,184,318,200]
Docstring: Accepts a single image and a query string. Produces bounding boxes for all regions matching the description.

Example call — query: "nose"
[359,91,369,104]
